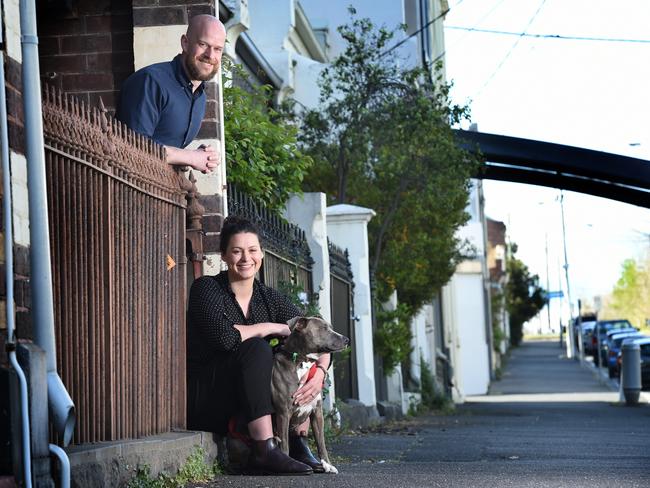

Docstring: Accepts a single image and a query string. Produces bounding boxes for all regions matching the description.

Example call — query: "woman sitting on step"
[186,215,330,475]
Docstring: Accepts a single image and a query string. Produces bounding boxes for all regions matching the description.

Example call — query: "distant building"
[487,217,510,361]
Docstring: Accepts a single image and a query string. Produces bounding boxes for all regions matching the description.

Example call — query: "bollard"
[621,341,641,406]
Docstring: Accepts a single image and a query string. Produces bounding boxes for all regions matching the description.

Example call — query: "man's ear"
[287,317,307,331]
[181,34,189,53]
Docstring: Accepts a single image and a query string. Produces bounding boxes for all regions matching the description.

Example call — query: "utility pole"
[545,232,551,334]
[560,191,575,358]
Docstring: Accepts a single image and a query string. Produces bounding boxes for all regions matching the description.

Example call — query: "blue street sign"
[546,290,564,299]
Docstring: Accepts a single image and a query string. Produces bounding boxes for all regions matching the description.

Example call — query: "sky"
[443,0,650,327]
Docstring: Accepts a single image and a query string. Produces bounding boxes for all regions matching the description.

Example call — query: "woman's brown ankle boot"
[247,438,313,476]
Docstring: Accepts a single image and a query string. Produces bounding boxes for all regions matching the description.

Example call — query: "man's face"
[181,20,226,82]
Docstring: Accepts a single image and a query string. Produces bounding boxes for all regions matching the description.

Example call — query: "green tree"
[505,243,547,346]
[603,258,650,329]
[223,65,312,211]
[301,11,480,313]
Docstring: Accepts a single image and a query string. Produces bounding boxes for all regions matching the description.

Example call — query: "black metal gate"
[329,241,357,401]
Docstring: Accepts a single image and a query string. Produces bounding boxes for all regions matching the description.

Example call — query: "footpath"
[200,340,650,488]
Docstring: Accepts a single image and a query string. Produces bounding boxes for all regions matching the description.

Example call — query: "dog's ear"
[287,316,308,331]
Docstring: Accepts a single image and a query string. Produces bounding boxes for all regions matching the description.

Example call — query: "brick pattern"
[198,194,223,254]
[132,1,214,28]
[36,0,135,112]
[0,243,31,367]
[198,79,221,143]
[5,57,24,155]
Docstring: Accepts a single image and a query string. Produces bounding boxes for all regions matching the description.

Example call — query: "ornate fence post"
[180,170,205,279]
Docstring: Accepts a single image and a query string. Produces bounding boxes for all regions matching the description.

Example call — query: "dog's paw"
[321,459,338,474]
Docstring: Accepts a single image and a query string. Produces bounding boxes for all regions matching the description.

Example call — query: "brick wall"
[0,56,32,367]
[37,0,134,111]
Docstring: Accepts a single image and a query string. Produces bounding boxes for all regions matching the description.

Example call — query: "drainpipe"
[1,51,33,488]
[20,0,76,446]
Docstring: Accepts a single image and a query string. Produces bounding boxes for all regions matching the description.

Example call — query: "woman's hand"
[263,322,291,338]
[234,322,290,342]
[293,366,326,406]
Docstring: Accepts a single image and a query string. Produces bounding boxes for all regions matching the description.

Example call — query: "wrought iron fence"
[42,87,190,444]
[227,183,313,297]
[328,240,358,400]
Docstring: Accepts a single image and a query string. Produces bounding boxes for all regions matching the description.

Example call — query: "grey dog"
[271,316,350,474]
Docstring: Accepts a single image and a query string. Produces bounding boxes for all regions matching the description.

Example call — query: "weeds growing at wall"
[126,447,220,488]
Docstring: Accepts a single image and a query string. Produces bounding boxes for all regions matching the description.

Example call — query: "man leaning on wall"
[116,15,226,173]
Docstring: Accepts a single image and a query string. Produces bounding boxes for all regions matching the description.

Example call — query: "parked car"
[592,319,635,365]
[580,320,597,356]
[616,337,650,389]
[606,331,645,378]
[599,327,639,366]
[639,339,650,390]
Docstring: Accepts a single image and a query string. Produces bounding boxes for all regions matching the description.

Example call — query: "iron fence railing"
[42,87,190,444]
[328,239,357,400]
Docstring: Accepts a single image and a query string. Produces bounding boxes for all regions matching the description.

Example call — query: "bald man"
[116,15,226,172]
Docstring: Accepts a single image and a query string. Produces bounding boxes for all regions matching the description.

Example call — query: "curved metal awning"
[454,130,650,208]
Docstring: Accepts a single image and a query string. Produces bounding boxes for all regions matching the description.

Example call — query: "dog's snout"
[343,336,350,346]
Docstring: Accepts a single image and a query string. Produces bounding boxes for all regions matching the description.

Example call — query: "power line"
[473,0,547,98]
[430,0,508,65]
[445,25,650,44]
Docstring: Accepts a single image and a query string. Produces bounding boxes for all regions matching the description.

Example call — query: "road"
[200,340,650,487]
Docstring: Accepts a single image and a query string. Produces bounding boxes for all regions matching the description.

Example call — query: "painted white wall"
[284,192,339,412]
[382,291,404,407]
[4,0,22,62]
[10,152,30,247]
[326,204,377,406]
[284,192,331,323]
[247,0,326,108]
[440,179,492,401]
[458,180,486,257]
[450,272,490,396]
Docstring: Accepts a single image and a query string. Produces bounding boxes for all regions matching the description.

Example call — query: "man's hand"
[164,144,220,172]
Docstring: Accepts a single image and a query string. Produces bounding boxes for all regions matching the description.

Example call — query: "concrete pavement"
[198,340,650,487]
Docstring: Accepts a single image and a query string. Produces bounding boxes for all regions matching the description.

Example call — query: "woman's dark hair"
[219,215,261,254]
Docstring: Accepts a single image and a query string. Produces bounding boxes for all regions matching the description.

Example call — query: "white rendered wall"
[284,193,332,323]
[326,204,376,407]
[284,192,337,411]
[247,0,325,108]
[409,304,434,388]
[382,291,404,407]
[450,272,490,397]
[441,180,492,400]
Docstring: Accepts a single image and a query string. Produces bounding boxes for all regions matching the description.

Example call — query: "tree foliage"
[601,258,650,329]
[300,11,480,313]
[374,303,413,375]
[504,243,547,346]
[223,65,312,211]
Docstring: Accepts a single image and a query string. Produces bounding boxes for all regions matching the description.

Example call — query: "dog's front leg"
[275,408,291,455]
[311,405,338,473]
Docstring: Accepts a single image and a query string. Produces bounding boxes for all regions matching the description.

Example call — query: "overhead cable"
[445,25,650,44]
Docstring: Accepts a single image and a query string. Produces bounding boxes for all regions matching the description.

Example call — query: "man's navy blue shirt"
[116,55,206,149]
